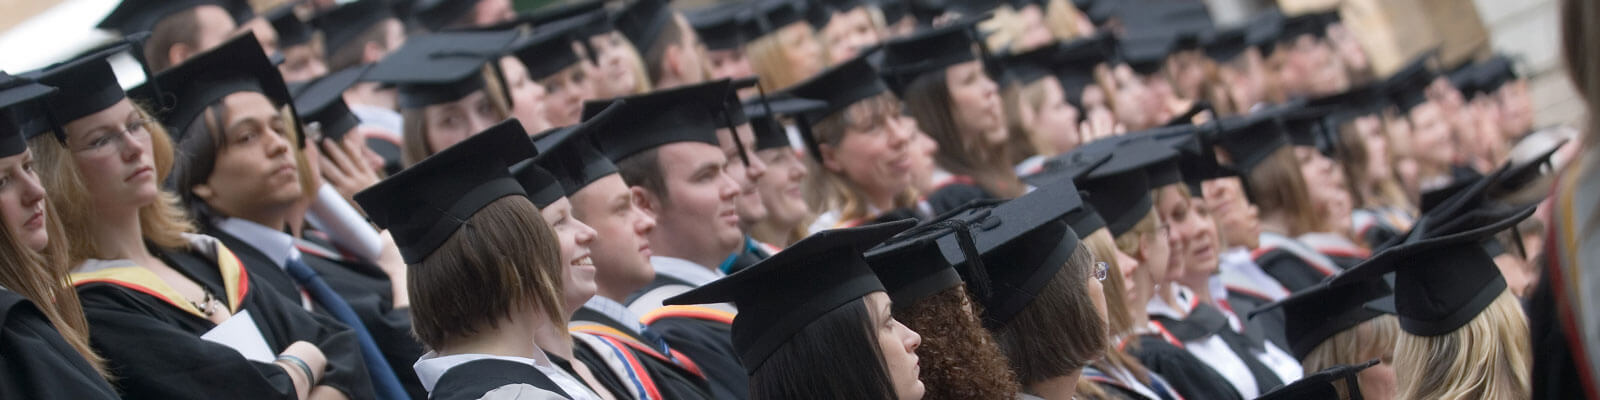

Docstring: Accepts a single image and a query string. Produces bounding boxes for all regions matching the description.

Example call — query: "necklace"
[188,290,220,318]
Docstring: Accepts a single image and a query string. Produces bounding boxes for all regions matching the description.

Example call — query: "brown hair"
[145,8,206,71]
[642,14,688,85]
[991,242,1108,388]
[1335,119,1414,213]
[897,285,1020,399]
[410,196,566,350]
[903,70,1023,198]
[1246,147,1323,236]
[0,176,107,378]
[400,66,511,167]
[615,148,669,201]
[327,19,396,72]
[803,93,919,223]
[31,101,196,268]
[1080,229,1155,398]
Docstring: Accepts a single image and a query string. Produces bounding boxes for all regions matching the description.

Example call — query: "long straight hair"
[1246,147,1324,236]
[903,69,1024,198]
[1395,290,1530,400]
[803,93,919,224]
[0,176,107,378]
[749,297,899,399]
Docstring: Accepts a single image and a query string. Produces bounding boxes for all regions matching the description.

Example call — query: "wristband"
[277,354,316,384]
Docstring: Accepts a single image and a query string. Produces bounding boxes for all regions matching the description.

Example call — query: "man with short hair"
[614,0,712,90]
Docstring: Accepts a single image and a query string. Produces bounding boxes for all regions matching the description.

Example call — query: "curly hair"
[897,285,1020,400]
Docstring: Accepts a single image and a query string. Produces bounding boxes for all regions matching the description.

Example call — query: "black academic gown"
[0,289,119,399]
[629,276,747,400]
[923,181,994,217]
[73,239,375,399]
[431,359,571,400]
[1153,304,1284,395]
[1223,290,1290,352]
[1128,334,1246,400]
[570,308,716,400]
[1529,253,1593,399]
[208,224,429,398]
[1253,250,1334,293]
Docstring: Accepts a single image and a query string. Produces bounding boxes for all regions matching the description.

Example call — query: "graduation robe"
[208,223,428,398]
[1530,160,1600,399]
[0,289,119,399]
[570,308,716,400]
[72,235,375,399]
[1127,334,1245,400]
[1152,304,1284,395]
[431,359,571,400]
[1252,232,1343,292]
[639,307,744,399]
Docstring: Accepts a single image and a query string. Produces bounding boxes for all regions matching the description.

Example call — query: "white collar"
[650,256,724,287]
[215,217,298,269]
[579,296,646,335]
[414,352,565,394]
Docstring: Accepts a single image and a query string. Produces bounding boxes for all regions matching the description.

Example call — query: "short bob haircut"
[1394,289,1531,400]
[902,67,1024,198]
[410,195,567,350]
[897,284,1020,399]
[400,65,512,167]
[171,94,317,221]
[803,92,920,223]
[990,241,1108,388]
[1245,146,1324,236]
[29,100,195,268]
[748,294,900,399]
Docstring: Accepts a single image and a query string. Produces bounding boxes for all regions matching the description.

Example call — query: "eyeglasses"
[74,118,150,155]
[1090,261,1108,281]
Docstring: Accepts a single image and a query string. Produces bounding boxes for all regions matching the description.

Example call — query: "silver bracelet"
[277,354,316,384]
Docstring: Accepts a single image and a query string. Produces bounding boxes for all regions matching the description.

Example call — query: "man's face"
[645,142,743,261]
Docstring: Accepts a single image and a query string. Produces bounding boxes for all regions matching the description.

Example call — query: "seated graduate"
[586,80,750,399]
[0,73,118,399]
[96,0,248,72]
[157,37,414,400]
[744,96,824,248]
[1330,175,1536,400]
[786,56,922,231]
[354,120,578,400]
[1281,105,1371,269]
[530,105,716,400]
[493,20,595,134]
[266,6,330,84]
[712,79,772,275]
[663,219,925,400]
[685,3,756,84]
[611,0,712,91]
[810,0,887,63]
[1315,85,1417,251]
[1249,279,1399,400]
[30,34,373,400]
[881,18,1029,211]
[363,30,518,166]
[311,0,409,136]
[1383,56,1461,195]
[742,0,825,92]
[1255,360,1380,400]
[998,36,1111,176]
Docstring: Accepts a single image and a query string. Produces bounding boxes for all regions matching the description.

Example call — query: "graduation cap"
[1212,110,1290,174]
[942,0,1004,18]
[752,0,808,38]
[1475,55,1518,94]
[1385,54,1438,114]
[141,33,295,141]
[1148,123,1231,194]
[996,43,1055,86]
[1245,8,1284,57]
[878,17,983,97]
[25,40,140,141]
[1257,360,1380,400]
[877,0,909,24]
[863,220,973,307]
[365,30,518,109]
[1204,27,1250,63]
[787,55,889,159]
[0,74,57,157]
[948,177,1086,329]
[1056,33,1114,108]
[1308,83,1387,129]
[614,0,674,53]
[1024,150,1113,237]
[506,28,583,81]
[1490,139,1564,198]
[1073,144,1162,237]
[1249,279,1396,359]
[1086,138,1182,188]
[290,66,366,142]
[410,0,488,31]
[97,0,225,34]
[314,0,397,59]
[354,120,537,263]
[586,79,733,163]
[663,219,917,372]
[268,5,315,49]
[1281,104,1338,157]
[511,155,566,208]
[1118,30,1175,76]
[1279,11,1330,43]
[744,95,826,151]
[688,3,751,51]
[532,100,624,194]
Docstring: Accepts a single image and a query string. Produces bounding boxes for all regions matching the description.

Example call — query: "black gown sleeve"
[647,317,748,400]
[1129,336,1245,400]
[1254,250,1327,292]
[0,291,119,399]
[236,267,377,400]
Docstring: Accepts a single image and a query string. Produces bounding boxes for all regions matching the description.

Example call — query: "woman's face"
[824,105,914,202]
[61,99,159,213]
[1355,115,1391,182]
[541,197,598,315]
[501,57,554,134]
[944,61,1006,146]
[1182,193,1221,279]
[0,150,48,252]
[539,63,594,128]
[755,147,810,228]
[1201,177,1260,249]
[422,90,501,154]
[706,49,754,82]
[1154,187,1188,283]
[1360,350,1398,400]
[1407,102,1455,171]
[589,32,640,99]
[1139,214,1173,287]
[1029,79,1083,155]
[779,23,825,81]
[907,125,938,194]
[719,126,769,228]
[822,8,881,63]
[865,291,923,400]
[1495,82,1534,137]
[1295,147,1353,233]
[1113,244,1148,320]
[1110,65,1155,130]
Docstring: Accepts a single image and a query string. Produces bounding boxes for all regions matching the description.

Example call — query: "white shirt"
[1218,247,1290,301]
[413,352,600,400]
[1147,286,1260,399]
[214,217,298,269]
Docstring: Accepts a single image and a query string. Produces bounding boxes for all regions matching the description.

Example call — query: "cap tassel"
[124,32,170,111]
[944,218,991,312]
[718,101,752,167]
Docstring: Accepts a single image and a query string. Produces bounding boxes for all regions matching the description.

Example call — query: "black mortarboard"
[1279,11,1330,43]
[586,79,733,162]
[943,0,1005,17]
[527,0,608,28]
[97,0,223,34]
[1308,83,1387,131]
[354,120,536,263]
[1250,279,1396,359]
[997,44,1055,86]
[664,219,917,372]
[878,18,982,97]
[1086,138,1182,187]
[141,33,294,141]
[1419,170,1481,214]
[1282,104,1338,157]
[0,74,56,157]
[1476,55,1518,94]
[744,95,826,151]
[365,30,517,109]
[953,177,1086,329]
[877,0,909,24]
[26,41,136,138]
[1205,27,1250,63]
[511,158,565,208]
[315,0,396,58]
[863,220,972,307]
[752,0,808,37]
[1213,111,1290,174]
[1148,123,1231,194]
[1385,54,1438,114]
[1075,144,1159,237]
[614,0,674,53]
[1024,150,1112,237]
[507,28,582,81]
[291,66,366,141]
[1056,33,1114,108]
[411,0,484,31]
[1256,360,1380,400]
[1246,9,1284,57]
[1491,139,1564,198]
[268,5,315,48]
[533,100,624,194]
[688,3,749,51]
[1118,30,1175,76]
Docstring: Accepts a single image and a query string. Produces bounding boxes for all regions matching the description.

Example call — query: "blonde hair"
[1079,228,1156,398]
[1302,315,1399,373]
[1043,0,1088,41]
[0,172,107,378]
[401,66,512,167]
[1114,207,1162,255]
[802,93,920,224]
[746,23,821,92]
[1394,290,1531,400]
[30,101,195,268]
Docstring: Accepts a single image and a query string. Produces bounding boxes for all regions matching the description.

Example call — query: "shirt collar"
[581,296,646,335]
[215,217,298,268]
[650,256,725,287]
